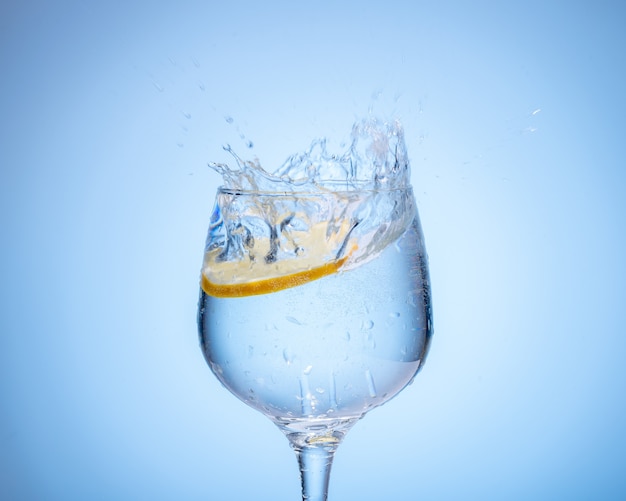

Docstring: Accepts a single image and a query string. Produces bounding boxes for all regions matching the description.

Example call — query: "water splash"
[206,117,417,274]
[209,117,411,192]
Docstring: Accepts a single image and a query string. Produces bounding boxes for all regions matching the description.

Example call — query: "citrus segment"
[201,254,349,298]
[200,219,357,298]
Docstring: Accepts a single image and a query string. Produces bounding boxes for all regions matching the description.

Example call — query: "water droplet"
[283,348,295,364]
[365,369,377,398]
[182,111,191,119]
[299,373,313,414]
[246,140,254,148]
[224,115,234,124]
[329,374,338,409]
[286,316,302,325]
[361,320,374,330]
[303,365,313,375]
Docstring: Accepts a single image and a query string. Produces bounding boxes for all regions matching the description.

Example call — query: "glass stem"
[294,443,337,501]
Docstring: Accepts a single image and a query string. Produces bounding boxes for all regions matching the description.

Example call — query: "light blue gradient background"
[1,1,624,499]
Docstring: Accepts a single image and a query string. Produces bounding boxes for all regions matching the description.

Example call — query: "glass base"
[272,415,360,450]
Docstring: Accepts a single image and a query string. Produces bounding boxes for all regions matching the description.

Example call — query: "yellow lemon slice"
[201,220,354,298]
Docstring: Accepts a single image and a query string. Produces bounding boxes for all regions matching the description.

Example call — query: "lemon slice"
[201,221,354,298]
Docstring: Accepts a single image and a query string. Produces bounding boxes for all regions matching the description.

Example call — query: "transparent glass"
[198,186,432,500]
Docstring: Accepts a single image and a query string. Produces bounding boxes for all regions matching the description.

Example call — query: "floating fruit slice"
[201,221,355,298]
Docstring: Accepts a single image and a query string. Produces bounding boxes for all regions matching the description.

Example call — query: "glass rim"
[216,183,414,196]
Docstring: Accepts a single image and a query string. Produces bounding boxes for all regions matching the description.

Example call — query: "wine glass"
[197,179,432,500]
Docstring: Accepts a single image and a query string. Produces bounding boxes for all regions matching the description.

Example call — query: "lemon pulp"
[201,255,348,298]
[200,220,355,298]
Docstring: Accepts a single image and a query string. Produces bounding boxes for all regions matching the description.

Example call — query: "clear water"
[198,205,431,437]
[198,117,432,440]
